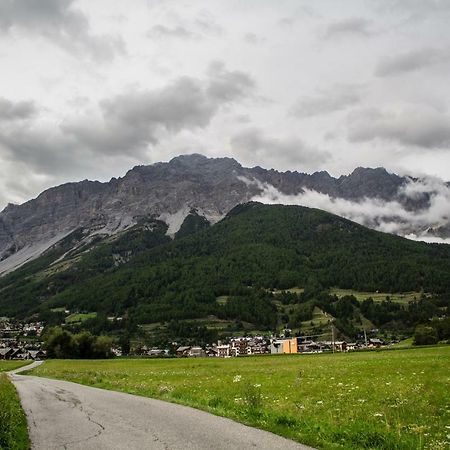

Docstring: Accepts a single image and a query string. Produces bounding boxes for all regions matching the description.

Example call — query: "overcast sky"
[0,0,449,209]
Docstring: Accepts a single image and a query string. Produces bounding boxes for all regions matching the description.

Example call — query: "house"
[230,338,249,356]
[270,340,285,354]
[270,338,299,354]
[111,347,123,357]
[176,346,191,357]
[205,347,218,357]
[216,344,230,358]
[298,340,323,353]
[368,338,384,348]
[27,350,46,360]
[0,347,13,360]
[247,338,269,355]
[189,347,205,358]
[10,348,28,359]
[149,348,166,357]
[334,341,347,352]
[321,341,347,352]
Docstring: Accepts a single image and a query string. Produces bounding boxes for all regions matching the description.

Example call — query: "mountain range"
[1,154,449,276]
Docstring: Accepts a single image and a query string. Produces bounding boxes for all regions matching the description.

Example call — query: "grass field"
[0,361,30,373]
[31,347,450,449]
[65,312,97,324]
[0,362,30,450]
[330,289,424,304]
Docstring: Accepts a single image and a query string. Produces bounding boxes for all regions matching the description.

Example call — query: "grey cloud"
[0,63,255,179]
[230,127,331,169]
[0,98,36,121]
[0,123,84,174]
[278,5,320,27]
[278,17,297,27]
[347,107,450,148]
[323,18,373,39]
[290,84,363,118]
[195,13,224,37]
[147,24,199,40]
[0,0,124,61]
[64,63,255,155]
[375,47,450,76]
[207,62,255,102]
[243,33,264,45]
[380,0,450,21]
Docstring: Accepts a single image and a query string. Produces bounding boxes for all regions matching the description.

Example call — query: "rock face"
[0,154,448,274]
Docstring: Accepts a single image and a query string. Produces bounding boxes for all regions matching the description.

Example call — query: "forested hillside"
[1,203,449,341]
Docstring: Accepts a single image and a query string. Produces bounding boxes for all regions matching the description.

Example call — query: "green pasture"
[65,312,97,324]
[0,361,30,373]
[329,289,423,304]
[31,347,450,449]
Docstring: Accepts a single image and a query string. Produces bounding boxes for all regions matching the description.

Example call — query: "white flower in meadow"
[233,375,241,383]
[317,400,324,405]
[374,413,383,417]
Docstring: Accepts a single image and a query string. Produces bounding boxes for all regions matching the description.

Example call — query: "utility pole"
[331,324,335,353]
[364,328,368,347]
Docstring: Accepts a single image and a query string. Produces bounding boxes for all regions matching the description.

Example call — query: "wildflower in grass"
[233,375,242,383]
[317,400,324,405]
[374,413,383,417]
[254,384,261,388]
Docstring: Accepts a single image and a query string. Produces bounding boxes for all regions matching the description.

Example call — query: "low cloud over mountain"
[250,176,450,244]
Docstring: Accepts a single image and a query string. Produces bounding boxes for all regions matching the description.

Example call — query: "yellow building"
[282,338,298,354]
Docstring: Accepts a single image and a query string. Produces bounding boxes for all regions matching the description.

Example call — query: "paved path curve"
[10,362,314,450]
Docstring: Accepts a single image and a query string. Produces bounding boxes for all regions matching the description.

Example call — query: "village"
[0,317,46,361]
[130,335,387,358]
[0,317,388,360]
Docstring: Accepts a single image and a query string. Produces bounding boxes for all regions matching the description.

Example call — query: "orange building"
[282,338,298,354]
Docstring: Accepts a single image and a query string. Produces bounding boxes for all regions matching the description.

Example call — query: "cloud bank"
[0,0,124,61]
[249,176,450,244]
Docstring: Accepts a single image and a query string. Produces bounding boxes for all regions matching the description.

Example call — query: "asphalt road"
[10,362,314,450]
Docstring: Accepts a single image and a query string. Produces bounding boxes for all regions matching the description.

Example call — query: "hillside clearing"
[329,289,424,304]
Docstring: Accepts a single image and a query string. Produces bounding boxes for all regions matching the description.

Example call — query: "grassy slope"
[0,363,30,450]
[31,347,450,450]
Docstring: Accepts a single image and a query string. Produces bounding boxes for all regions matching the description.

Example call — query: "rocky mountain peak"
[168,153,242,171]
[0,154,448,275]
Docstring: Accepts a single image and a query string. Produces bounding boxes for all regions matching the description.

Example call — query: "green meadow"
[329,289,423,304]
[31,347,450,450]
[0,362,30,450]
[65,312,97,324]
[0,361,29,373]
